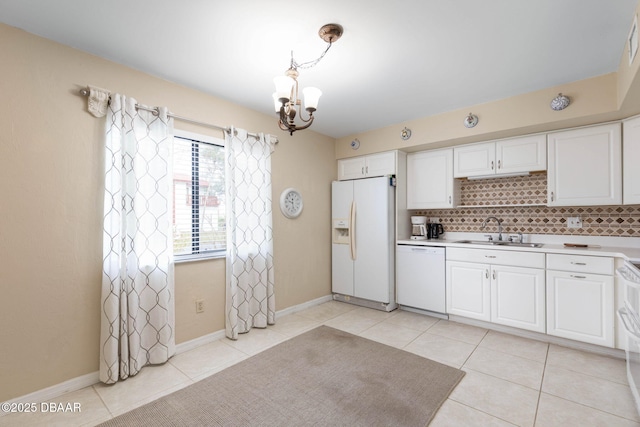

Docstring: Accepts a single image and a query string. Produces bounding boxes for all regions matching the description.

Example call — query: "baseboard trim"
[175,295,332,353]
[2,295,333,410]
[276,294,333,317]
[0,371,99,416]
[175,329,227,355]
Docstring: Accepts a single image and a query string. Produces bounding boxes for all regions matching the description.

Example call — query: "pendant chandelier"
[273,23,343,135]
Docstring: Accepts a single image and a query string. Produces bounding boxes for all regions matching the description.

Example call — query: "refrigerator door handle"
[350,201,356,260]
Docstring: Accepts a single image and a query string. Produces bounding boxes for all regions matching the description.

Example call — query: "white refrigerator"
[331,176,396,310]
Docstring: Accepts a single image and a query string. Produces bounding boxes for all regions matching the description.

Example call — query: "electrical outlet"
[567,217,582,229]
[195,299,205,313]
[429,217,441,223]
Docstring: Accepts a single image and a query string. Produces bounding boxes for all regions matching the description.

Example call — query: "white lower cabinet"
[446,261,491,321]
[446,248,545,332]
[445,248,617,347]
[491,265,546,333]
[545,253,614,347]
[546,270,614,348]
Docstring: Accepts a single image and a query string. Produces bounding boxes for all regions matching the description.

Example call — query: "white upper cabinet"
[407,148,457,209]
[366,152,396,177]
[454,142,496,177]
[338,151,396,181]
[453,134,546,178]
[623,116,640,205]
[338,157,366,181]
[495,134,547,174]
[547,123,622,206]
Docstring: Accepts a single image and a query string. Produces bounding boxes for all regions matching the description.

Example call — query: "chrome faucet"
[481,216,503,241]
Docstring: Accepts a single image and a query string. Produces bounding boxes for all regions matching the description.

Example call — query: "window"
[173,130,226,259]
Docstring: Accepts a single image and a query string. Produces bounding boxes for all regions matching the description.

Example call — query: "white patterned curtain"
[100,94,175,384]
[225,127,276,340]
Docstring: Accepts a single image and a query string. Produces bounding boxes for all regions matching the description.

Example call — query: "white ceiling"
[1,0,638,138]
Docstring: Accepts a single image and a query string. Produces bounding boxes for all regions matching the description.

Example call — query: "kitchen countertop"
[397,235,640,263]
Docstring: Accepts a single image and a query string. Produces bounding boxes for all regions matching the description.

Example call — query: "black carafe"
[429,223,444,239]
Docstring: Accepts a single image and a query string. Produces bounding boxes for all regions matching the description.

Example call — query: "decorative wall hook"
[464,113,478,128]
[550,93,570,111]
[400,127,412,140]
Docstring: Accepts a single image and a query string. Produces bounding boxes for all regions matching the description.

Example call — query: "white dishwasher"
[396,245,446,314]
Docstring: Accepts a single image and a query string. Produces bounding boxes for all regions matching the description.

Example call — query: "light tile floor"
[2,300,639,426]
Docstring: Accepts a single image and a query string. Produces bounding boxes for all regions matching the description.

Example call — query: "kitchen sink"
[454,240,544,248]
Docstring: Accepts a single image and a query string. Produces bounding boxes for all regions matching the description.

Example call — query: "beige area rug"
[99,326,465,426]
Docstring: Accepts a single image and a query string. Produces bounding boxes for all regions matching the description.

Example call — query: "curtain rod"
[79,88,278,144]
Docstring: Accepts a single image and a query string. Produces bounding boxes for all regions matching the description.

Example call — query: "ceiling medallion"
[273,23,343,135]
[550,93,570,111]
[464,113,478,128]
[401,127,412,140]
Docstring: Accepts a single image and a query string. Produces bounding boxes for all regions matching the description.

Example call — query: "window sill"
[174,252,226,264]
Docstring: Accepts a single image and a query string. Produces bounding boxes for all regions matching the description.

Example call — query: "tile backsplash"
[457,173,547,206]
[413,173,640,237]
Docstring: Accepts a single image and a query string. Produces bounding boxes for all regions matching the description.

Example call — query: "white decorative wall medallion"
[464,113,478,128]
[550,93,570,111]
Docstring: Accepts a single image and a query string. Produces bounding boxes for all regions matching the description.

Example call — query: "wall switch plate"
[196,299,205,313]
[567,217,582,229]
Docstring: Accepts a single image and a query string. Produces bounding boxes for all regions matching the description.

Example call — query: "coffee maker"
[410,216,428,240]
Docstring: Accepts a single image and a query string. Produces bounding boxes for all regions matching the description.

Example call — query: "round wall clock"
[280,188,303,219]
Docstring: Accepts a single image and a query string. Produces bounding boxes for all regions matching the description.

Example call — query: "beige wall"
[0,23,335,402]
[335,73,632,158]
[618,1,640,113]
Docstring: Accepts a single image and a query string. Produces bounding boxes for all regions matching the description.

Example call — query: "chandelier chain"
[291,42,334,70]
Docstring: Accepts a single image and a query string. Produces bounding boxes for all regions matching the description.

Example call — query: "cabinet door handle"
[497,159,501,169]
[491,160,495,170]
[361,167,365,175]
[448,195,452,204]
[492,270,496,280]
[485,255,496,259]
[550,191,555,202]
[571,275,587,279]
[485,269,489,279]
[366,166,369,174]
[571,262,587,266]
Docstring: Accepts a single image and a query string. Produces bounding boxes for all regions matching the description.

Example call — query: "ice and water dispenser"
[332,218,350,244]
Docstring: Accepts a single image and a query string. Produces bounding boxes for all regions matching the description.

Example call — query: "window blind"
[173,136,226,257]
